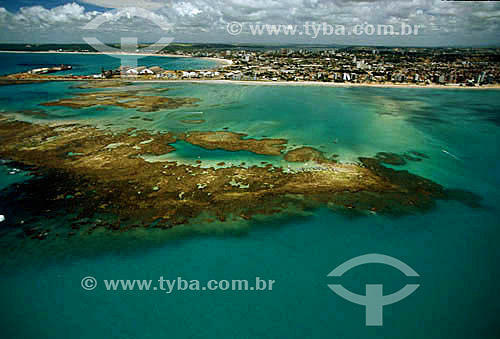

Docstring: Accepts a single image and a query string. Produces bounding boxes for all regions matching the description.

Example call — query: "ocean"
[0,53,499,338]
[0,51,217,76]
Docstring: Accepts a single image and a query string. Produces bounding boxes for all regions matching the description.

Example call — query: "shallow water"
[0,58,499,338]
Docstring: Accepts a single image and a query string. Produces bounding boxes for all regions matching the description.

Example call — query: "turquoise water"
[1,62,500,338]
[0,161,32,190]
[0,52,216,76]
[141,140,284,168]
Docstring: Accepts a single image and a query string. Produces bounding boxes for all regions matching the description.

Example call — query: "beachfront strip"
[3,46,500,86]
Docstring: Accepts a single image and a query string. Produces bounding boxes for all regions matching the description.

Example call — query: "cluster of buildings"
[208,47,500,85]
[157,47,500,86]
[6,45,500,86]
[94,66,220,79]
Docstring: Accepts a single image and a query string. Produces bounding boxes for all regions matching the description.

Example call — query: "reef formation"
[0,115,481,240]
[41,89,200,112]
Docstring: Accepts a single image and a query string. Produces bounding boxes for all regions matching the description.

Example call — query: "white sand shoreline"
[133,79,500,90]
[2,77,499,89]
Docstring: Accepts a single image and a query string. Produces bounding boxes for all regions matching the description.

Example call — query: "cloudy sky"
[0,0,500,46]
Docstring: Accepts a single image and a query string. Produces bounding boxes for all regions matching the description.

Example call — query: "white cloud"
[2,3,99,29]
[0,1,499,45]
[80,0,164,10]
[174,2,203,17]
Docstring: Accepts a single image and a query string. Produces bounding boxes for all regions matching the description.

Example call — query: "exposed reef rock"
[375,152,407,166]
[41,90,200,112]
[180,119,206,125]
[284,147,335,163]
[184,131,287,156]
[375,151,429,166]
[410,151,429,159]
[0,116,481,238]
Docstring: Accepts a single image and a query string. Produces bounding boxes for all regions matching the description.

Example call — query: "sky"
[0,0,500,46]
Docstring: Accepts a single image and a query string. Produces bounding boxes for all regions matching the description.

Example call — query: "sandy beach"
[2,76,499,89]
[137,79,500,90]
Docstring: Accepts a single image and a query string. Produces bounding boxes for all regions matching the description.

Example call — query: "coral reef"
[0,116,481,238]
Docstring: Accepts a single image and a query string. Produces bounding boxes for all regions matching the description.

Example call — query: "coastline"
[0,50,233,67]
[2,77,499,89]
[151,79,500,89]
[0,50,494,89]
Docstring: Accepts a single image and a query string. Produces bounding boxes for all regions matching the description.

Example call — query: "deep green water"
[0,61,499,338]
